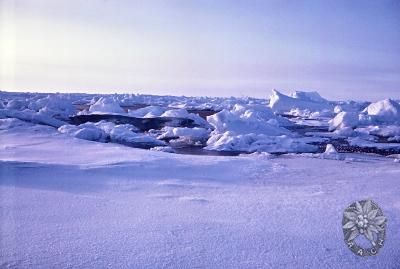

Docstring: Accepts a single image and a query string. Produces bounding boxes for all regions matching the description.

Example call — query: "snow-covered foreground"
[1,123,400,268]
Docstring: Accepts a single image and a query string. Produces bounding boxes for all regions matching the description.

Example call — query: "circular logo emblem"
[342,199,386,256]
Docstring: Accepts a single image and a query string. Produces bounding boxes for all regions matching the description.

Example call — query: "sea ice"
[269,90,333,114]
[89,97,126,114]
[328,112,359,131]
[361,98,400,123]
[128,106,167,118]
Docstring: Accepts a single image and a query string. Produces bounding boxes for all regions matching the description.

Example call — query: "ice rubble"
[158,127,210,141]
[206,132,317,153]
[0,94,78,127]
[328,112,359,131]
[202,91,400,153]
[205,104,317,153]
[28,94,77,120]
[207,104,292,135]
[160,108,211,128]
[358,125,400,142]
[128,106,167,118]
[328,98,400,143]
[89,97,126,114]
[6,99,29,110]
[330,98,400,129]
[0,95,77,127]
[58,121,165,147]
[348,136,400,150]
[59,123,107,141]
[333,100,369,114]
[287,108,334,119]
[128,106,211,128]
[324,144,338,154]
[1,90,399,155]
[108,124,165,147]
[362,98,400,123]
[149,146,176,153]
[0,109,65,128]
[320,144,344,160]
[0,118,33,130]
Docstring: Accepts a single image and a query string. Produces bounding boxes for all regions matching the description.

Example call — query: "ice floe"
[59,121,165,148]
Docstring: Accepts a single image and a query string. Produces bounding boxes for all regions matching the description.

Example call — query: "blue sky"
[0,0,399,100]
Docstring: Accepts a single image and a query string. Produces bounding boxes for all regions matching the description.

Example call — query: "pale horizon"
[1,0,399,101]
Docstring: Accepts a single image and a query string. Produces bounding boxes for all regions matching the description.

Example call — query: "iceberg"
[269,90,333,114]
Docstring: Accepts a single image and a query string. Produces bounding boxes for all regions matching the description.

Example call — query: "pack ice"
[0,90,399,268]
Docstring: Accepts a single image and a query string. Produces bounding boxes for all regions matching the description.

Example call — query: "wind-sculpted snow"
[1,90,400,268]
[0,124,399,268]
